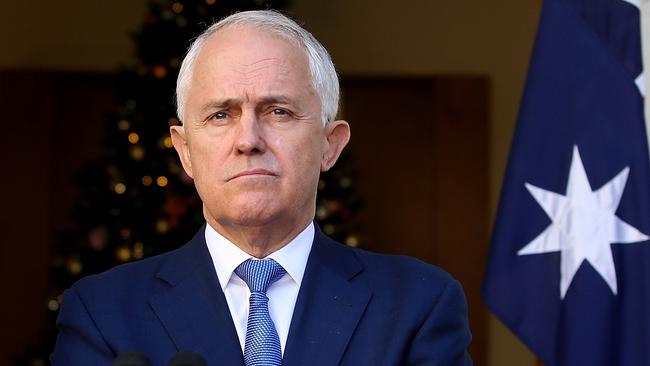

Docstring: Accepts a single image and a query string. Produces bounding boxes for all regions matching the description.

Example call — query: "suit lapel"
[149,226,244,366]
[283,226,372,366]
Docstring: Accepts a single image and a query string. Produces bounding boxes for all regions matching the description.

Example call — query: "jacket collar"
[283,225,372,366]
[149,223,372,366]
[149,225,245,365]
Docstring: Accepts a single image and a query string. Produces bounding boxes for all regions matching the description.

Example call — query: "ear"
[321,120,351,172]
[170,125,194,178]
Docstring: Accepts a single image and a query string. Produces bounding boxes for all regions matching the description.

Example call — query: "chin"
[225,198,281,225]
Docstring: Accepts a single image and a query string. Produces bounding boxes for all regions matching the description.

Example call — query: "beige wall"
[1,0,146,70]
[1,1,541,365]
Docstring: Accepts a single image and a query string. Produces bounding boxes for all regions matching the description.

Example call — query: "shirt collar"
[205,222,314,291]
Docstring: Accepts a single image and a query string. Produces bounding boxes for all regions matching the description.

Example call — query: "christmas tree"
[17,0,364,364]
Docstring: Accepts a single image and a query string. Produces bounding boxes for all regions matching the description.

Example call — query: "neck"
[206,213,312,258]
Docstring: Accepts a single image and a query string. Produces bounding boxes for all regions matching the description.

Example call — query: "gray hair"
[175,10,339,126]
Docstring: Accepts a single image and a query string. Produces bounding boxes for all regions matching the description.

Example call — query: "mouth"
[228,169,277,181]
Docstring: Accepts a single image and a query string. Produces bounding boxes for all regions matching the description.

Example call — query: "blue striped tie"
[235,258,286,366]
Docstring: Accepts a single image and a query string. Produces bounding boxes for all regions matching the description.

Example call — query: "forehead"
[191,24,311,88]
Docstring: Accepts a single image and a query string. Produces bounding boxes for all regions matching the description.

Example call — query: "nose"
[234,111,266,155]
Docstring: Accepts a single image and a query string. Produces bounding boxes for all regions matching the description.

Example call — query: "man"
[51,10,472,366]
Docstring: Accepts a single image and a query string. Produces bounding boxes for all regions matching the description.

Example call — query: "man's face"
[171,25,349,232]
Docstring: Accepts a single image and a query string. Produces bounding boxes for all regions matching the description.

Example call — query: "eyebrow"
[199,95,297,114]
[257,95,294,106]
[199,98,240,114]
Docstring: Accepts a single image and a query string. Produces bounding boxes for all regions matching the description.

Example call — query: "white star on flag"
[518,145,649,299]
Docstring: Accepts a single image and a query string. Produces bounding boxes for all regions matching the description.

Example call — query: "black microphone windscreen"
[112,352,153,366]
[166,351,208,366]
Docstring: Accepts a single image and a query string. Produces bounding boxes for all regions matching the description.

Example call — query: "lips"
[228,169,277,181]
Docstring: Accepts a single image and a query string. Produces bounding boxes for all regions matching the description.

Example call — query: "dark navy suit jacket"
[51,224,472,365]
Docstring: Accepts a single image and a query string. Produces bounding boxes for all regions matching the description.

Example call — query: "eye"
[268,108,293,122]
[272,108,289,116]
[211,111,228,120]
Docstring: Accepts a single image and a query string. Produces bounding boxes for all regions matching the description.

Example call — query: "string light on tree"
[345,236,359,247]
[47,299,60,312]
[156,218,170,233]
[114,183,127,194]
[128,132,140,144]
[152,65,168,79]
[67,258,82,275]
[163,136,174,148]
[157,176,168,187]
[116,246,132,262]
[133,242,145,259]
[142,175,153,186]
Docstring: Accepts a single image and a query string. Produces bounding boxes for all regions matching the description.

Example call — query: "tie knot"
[235,258,286,293]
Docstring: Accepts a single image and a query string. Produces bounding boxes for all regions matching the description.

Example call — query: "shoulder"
[316,233,462,304]
[69,248,170,309]
[351,245,460,295]
[353,246,453,281]
[73,249,168,293]
[349,248,472,365]
[71,227,208,304]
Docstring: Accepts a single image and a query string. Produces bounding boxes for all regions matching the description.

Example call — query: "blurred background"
[0,0,542,365]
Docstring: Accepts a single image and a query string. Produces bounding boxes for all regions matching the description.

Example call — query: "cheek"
[188,139,227,182]
[285,137,324,186]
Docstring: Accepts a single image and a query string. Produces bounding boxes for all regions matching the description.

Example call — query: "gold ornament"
[156,219,169,233]
[128,132,140,144]
[116,246,132,262]
[142,176,153,186]
[67,258,82,275]
[47,299,60,312]
[163,136,173,148]
[114,183,126,194]
[157,176,168,187]
[345,235,359,247]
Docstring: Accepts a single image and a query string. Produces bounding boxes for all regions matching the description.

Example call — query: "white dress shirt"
[205,222,314,355]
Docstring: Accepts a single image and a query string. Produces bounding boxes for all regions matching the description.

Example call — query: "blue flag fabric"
[482,0,650,365]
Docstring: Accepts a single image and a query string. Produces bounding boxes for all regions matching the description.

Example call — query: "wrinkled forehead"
[183,23,319,116]
[186,24,314,101]
[196,23,308,71]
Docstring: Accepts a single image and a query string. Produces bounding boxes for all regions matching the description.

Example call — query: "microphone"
[112,352,153,366]
[167,351,208,366]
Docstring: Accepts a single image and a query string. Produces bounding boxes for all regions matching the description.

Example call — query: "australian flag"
[482,0,650,365]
